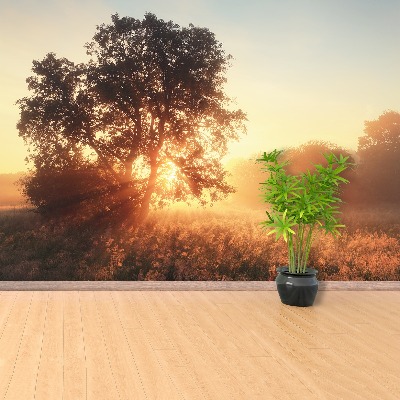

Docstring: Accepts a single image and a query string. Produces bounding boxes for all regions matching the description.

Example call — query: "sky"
[1,0,400,173]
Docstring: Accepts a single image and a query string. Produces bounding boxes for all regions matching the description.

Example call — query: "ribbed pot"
[275,266,319,307]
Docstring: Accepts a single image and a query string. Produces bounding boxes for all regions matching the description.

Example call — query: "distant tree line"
[227,110,400,209]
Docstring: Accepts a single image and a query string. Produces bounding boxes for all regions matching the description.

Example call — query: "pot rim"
[277,266,318,275]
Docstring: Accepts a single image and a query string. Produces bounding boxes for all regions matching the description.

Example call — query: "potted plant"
[257,149,353,306]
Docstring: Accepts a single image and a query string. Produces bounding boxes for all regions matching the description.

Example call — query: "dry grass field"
[0,205,398,281]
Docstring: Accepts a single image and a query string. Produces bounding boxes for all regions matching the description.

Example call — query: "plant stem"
[288,233,295,273]
[302,225,314,273]
[297,223,305,273]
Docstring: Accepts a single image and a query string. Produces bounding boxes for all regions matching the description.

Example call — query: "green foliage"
[257,149,353,273]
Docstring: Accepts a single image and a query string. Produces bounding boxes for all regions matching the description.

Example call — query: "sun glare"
[165,162,178,181]
[162,161,179,188]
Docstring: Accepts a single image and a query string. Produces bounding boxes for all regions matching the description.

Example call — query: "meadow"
[0,204,398,281]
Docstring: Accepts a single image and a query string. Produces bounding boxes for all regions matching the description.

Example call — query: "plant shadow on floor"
[312,290,327,306]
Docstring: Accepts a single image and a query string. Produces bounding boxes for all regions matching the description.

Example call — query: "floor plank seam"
[177,292,250,397]
[3,292,33,400]
[94,292,122,400]
[181,291,272,398]
[0,293,17,343]
[77,292,88,400]
[110,292,149,400]
[33,292,49,400]
[138,292,189,400]
[192,291,277,397]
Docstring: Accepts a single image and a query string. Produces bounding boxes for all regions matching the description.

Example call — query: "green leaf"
[336,176,349,183]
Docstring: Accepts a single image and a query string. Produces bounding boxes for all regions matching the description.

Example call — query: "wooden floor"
[0,290,399,399]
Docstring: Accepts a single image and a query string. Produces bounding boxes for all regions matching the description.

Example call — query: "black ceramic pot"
[275,267,318,307]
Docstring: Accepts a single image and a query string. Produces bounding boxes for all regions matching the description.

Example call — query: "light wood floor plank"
[62,291,88,399]
[94,292,148,399]
[79,291,121,400]
[131,292,207,399]
[143,291,248,400]
[300,292,400,369]
[0,292,18,333]
[34,292,64,400]
[218,292,373,399]
[112,291,186,400]
[0,292,32,397]
[2,292,48,399]
[172,291,279,399]
[207,292,325,399]
[0,289,398,399]
[226,291,400,400]
[270,290,399,398]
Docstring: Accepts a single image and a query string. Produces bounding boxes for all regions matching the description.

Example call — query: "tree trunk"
[136,116,164,223]
[137,158,159,223]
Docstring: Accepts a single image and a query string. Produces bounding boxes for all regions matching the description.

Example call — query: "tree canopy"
[17,13,246,222]
[359,110,400,153]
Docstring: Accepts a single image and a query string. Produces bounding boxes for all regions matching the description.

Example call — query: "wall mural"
[0,2,399,281]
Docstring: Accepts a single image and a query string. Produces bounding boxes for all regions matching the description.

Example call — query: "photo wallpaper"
[0,0,399,281]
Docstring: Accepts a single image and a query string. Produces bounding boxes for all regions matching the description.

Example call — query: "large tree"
[17,13,246,221]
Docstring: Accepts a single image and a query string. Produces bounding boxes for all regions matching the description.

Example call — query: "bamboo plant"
[257,149,352,274]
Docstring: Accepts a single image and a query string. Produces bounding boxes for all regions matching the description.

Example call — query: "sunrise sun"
[162,161,179,186]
